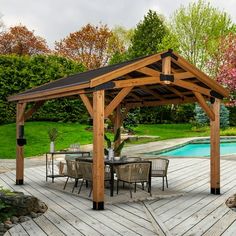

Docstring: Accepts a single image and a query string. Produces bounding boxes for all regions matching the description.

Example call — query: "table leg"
[148,162,152,193]
[52,153,54,183]
[110,165,114,197]
[46,153,48,182]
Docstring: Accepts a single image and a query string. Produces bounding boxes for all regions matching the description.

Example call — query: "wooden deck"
[1,158,236,235]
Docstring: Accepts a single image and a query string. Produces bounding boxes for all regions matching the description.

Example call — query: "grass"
[0,121,93,158]
[0,122,236,159]
[132,123,211,140]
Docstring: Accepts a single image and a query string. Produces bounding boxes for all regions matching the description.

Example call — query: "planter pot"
[108,148,114,160]
[50,141,55,153]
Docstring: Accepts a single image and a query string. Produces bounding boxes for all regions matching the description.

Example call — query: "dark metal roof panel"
[19,55,151,96]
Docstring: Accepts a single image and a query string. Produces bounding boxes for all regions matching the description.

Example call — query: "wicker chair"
[116,162,151,198]
[78,161,111,197]
[63,160,83,193]
[146,158,169,191]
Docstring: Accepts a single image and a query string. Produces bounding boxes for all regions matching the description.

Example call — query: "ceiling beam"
[141,85,164,100]
[126,96,197,109]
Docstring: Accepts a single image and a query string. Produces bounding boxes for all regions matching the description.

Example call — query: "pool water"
[154,142,236,157]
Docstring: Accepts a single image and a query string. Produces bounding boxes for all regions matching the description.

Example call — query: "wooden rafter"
[130,92,143,101]
[171,52,229,97]
[137,67,161,77]
[80,94,93,118]
[165,86,185,99]
[90,54,162,87]
[105,87,133,118]
[174,72,194,80]
[173,79,211,97]
[141,86,164,100]
[8,83,90,102]
[194,91,215,121]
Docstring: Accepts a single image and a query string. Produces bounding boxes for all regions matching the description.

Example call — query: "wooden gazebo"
[8,49,229,210]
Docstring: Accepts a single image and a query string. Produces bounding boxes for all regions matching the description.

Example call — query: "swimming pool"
[148,139,236,157]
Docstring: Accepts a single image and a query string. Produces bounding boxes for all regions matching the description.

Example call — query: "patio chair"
[146,158,169,191]
[63,160,83,193]
[116,162,151,198]
[78,161,111,197]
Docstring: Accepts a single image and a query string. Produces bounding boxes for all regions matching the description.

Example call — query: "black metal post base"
[93,201,104,210]
[16,179,24,185]
[211,188,220,195]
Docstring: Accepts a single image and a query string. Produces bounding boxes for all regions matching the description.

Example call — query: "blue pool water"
[156,142,236,157]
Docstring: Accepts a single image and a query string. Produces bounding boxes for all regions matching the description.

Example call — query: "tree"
[214,34,236,105]
[129,10,168,58]
[171,0,235,73]
[55,23,124,70]
[194,103,229,129]
[0,25,50,55]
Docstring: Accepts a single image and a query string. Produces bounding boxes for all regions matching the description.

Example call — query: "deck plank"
[1,158,236,236]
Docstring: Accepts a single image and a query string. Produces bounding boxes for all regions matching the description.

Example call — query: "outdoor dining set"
[46,151,169,198]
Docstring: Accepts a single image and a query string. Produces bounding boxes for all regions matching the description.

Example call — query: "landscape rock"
[19,216,31,223]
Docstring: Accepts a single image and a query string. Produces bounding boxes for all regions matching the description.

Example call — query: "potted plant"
[48,128,59,153]
[104,128,128,159]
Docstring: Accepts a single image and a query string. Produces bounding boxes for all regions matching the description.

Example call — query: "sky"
[0,0,235,48]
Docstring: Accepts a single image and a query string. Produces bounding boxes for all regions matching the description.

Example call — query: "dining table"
[76,157,152,197]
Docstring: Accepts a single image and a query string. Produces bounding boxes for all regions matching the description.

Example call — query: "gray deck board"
[1,158,236,235]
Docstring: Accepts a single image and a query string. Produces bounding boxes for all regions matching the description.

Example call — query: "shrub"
[194,103,229,129]
[0,54,87,124]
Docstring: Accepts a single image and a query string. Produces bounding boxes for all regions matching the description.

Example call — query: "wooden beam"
[173,79,212,97]
[194,92,215,121]
[114,77,161,88]
[90,54,162,87]
[126,97,197,108]
[80,94,93,118]
[24,101,45,121]
[93,90,105,210]
[171,52,229,97]
[210,99,220,194]
[174,72,194,80]
[105,87,133,118]
[162,56,171,75]
[16,102,26,185]
[8,83,90,102]
[165,86,185,99]
[141,86,164,100]
[137,67,161,77]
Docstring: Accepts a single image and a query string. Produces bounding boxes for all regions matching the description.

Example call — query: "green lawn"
[1,122,236,159]
[0,121,93,158]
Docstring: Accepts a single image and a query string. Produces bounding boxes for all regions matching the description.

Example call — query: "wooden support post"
[114,105,121,150]
[210,99,220,194]
[16,102,26,185]
[162,56,171,75]
[93,90,105,210]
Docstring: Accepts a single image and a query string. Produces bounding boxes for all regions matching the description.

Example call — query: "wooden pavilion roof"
[8,49,229,108]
